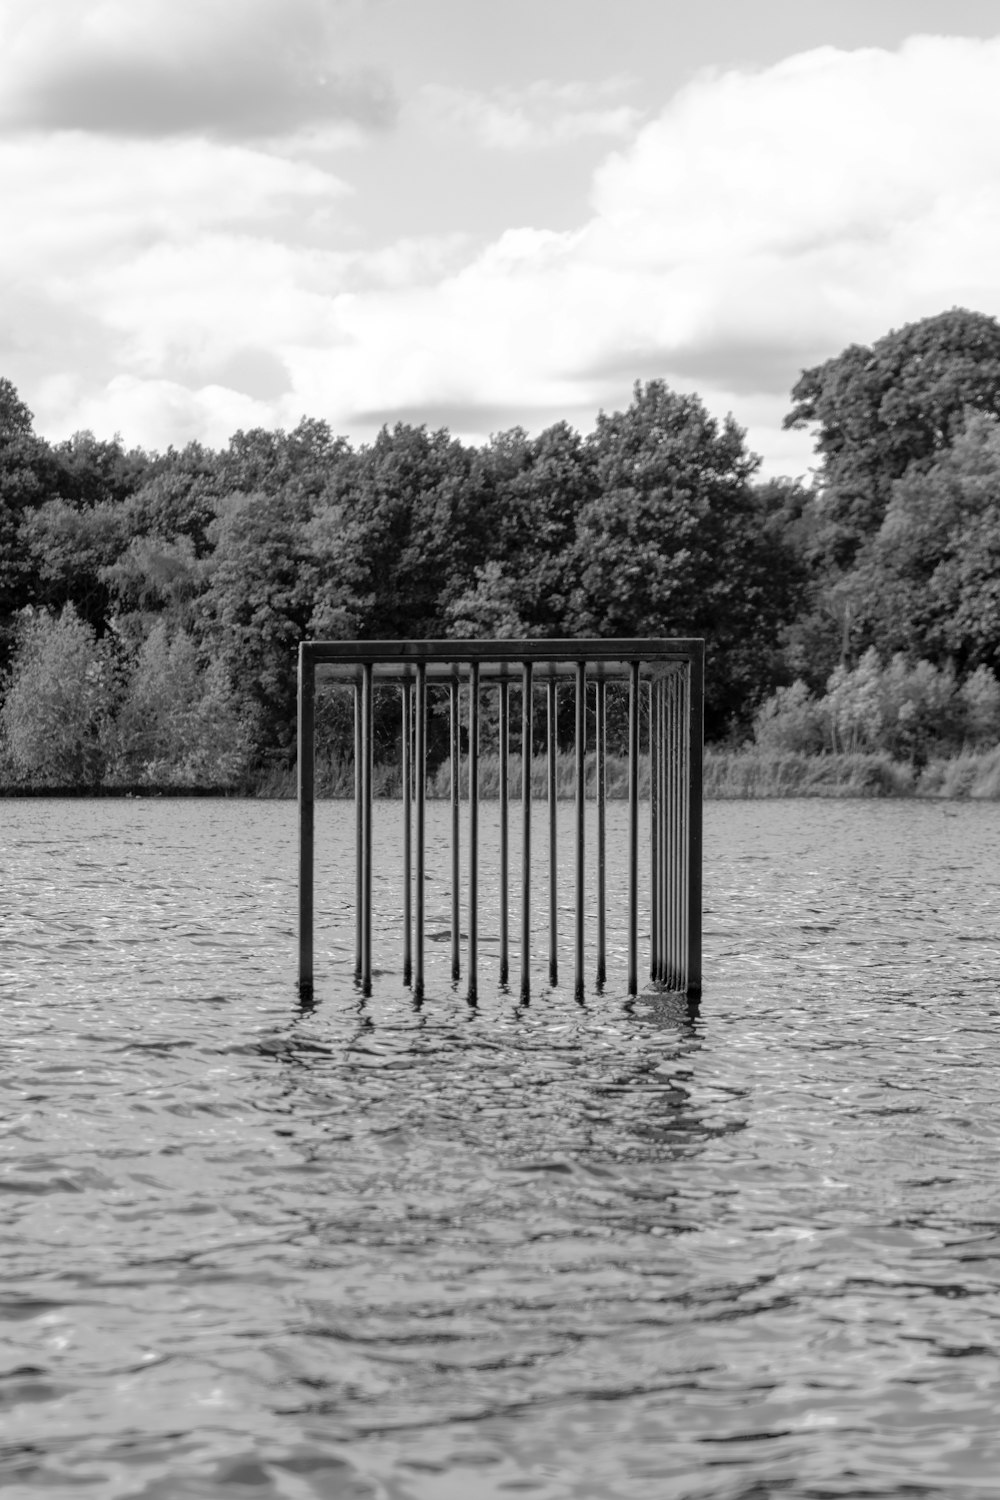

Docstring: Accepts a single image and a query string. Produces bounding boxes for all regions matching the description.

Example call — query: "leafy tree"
[785,308,1000,566]
[18,498,128,633]
[112,621,252,786]
[121,442,223,555]
[200,489,318,755]
[50,430,149,510]
[570,381,802,736]
[853,413,1000,672]
[320,423,482,639]
[1,605,122,783]
[217,418,349,501]
[447,422,597,640]
[0,378,33,440]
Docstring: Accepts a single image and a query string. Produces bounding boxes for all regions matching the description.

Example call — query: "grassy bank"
[256,746,1000,799]
[7,747,1000,800]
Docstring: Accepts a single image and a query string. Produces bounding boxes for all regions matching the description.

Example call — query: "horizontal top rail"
[304,638,704,684]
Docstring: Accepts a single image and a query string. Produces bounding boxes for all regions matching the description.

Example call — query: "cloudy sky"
[3,0,1000,477]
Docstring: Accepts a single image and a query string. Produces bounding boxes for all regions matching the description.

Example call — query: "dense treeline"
[4,305,1000,790]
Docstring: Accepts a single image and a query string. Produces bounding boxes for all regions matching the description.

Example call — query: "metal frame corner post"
[627,660,639,996]
[415,660,427,1000]
[468,661,480,1003]
[686,644,704,997]
[520,660,533,1002]
[297,644,315,995]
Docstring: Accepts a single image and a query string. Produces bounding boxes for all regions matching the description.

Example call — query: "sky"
[3,0,1000,479]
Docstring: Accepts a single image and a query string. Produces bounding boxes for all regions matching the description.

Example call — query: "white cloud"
[0,0,394,138]
[7,32,1000,475]
[418,79,641,149]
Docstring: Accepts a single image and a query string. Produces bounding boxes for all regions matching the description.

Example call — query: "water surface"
[3,798,1000,1498]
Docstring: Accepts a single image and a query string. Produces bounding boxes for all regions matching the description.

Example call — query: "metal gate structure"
[297,638,703,1002]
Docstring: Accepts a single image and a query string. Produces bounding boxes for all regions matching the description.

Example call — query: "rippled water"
[4,797,1000,1498]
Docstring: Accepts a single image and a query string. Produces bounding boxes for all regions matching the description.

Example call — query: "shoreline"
[4,748,1000,800]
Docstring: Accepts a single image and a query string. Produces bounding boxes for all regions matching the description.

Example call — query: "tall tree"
[570,381,802,736]
[784,308,1000,566]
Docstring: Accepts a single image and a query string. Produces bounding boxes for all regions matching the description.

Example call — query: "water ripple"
[3,798,1000,1496]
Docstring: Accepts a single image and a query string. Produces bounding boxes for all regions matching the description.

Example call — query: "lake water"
[3,797,1000,1498]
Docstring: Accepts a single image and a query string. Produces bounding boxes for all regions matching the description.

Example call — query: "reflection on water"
[3,797,1000,1497]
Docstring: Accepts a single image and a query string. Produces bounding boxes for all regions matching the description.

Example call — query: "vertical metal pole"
[658,678,668,985]
[547,678,558,986]
[672,673,683,988]
[402,681,412,987]
[679,668,690,989]
[354,680,362,980]
[627,661,639,997]
[361,661,374,996]
[520,662,533,1002]
[297,645,315,995]
[667,677,677,986]
[499,678,509,986]
[686,646,704,998]
[415,661,427,1000]
[596,677,606,988]
[450,676,460,983]
[574,660,586,1001]
[468,662,479,1003]
[649,679,659,984]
